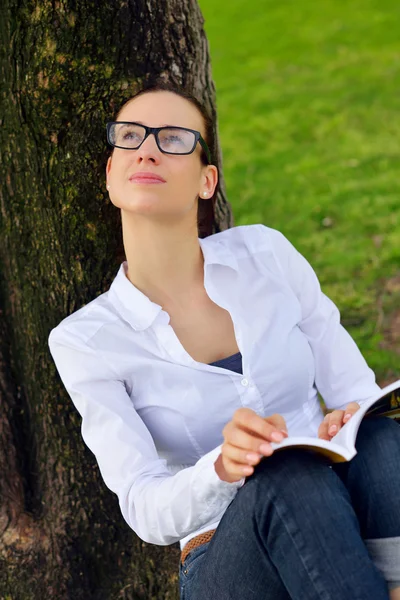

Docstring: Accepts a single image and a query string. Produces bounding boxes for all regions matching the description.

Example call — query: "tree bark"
[0,0,233,597]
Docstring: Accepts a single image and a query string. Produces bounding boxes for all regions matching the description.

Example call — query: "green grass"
[199,0,400,383]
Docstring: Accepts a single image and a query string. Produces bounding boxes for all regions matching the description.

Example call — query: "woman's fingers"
[222,441,263,471]
[318,410,344,439]
[342,402,361,423]
[264,413,289,435]
[318,414,333,440]
[219,409,290,482]
[230,408,288,445]
[318,403,361,440]
[224,421,275,456]
[327,409,345,436]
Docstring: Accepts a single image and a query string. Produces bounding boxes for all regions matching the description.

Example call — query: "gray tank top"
[208,351,243,374]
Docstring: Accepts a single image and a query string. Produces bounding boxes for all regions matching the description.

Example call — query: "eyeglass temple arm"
[199,137,212,164]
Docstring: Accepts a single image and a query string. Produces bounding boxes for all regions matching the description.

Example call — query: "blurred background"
[199,0,400,384]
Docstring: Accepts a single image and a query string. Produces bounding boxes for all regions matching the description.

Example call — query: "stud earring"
[107,185,110,190]
[203,191,208,197]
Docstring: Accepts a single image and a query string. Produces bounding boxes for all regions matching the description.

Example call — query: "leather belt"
[180,529,216,564]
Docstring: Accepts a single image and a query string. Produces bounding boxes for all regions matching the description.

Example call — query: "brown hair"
[109,80,219,242]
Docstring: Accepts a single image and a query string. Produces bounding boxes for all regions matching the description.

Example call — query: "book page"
[365,387,400,420]
[270,436,353,462]
[329,379,400,453]
[328,408,364,454]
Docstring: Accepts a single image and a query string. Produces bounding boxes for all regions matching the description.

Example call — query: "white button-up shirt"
[48,224,381,552]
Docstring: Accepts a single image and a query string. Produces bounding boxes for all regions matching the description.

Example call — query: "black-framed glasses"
[106,121,212,164]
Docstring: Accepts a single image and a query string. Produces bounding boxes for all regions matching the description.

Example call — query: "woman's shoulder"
[207,223,296,257]
[206,224,309,291]
[48,287,120,348]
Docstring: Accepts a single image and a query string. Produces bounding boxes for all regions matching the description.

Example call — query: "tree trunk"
[0,1,233,597]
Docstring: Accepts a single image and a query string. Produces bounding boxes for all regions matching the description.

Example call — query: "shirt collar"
[108,235,239,332]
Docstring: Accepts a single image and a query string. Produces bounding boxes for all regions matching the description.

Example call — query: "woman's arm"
[48,326,244,546]
[259,224,382,410]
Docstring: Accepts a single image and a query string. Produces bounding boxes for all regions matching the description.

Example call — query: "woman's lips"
[131,179,165,184]
[129,174,166,184]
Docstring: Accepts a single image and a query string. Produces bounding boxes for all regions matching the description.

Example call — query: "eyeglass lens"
[110,123,196,154]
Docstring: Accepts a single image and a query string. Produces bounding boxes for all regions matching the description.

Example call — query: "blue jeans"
[178,416,400,599]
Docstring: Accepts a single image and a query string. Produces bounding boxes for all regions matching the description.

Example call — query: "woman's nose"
[136,134,161,161]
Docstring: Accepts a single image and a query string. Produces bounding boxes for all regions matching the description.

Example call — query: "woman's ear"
[105,156,112,188]
[204,165,218,196]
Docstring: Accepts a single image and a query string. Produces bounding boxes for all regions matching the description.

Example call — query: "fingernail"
[344,413,351,420]
[246,453,261,462]
[271,431,284,442]
[280,429,289,437]
[329,425,337,434]
[259,443,271,454]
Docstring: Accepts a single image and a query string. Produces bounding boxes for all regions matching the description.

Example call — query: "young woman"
[48,81,400,599]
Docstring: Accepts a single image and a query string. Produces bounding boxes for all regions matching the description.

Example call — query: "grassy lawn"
[199,0,400,384]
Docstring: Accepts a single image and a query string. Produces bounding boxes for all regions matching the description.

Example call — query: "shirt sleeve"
[260,225,382,410]
[48,325,245,546]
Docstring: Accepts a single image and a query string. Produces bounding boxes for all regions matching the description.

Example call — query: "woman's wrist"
[214,453,242,483]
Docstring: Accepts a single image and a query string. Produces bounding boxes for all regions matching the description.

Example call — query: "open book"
[270,379,400,463]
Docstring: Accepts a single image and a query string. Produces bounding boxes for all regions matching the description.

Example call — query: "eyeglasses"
[106,121,212,164]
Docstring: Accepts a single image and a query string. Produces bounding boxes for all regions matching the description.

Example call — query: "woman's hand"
[318,402,361,441]
[215,408,288,483]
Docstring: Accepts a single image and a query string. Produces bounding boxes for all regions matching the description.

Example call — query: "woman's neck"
[121,211,206,307]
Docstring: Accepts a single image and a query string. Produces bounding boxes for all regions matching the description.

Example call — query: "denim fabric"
[179,541,212,600]
[178,416,400,599]
[365,537,400,590]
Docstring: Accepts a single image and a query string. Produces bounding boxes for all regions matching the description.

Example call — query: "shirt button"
[241,378,249,387]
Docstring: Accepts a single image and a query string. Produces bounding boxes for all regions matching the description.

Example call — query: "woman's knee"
[356,416,400,451]
[244,448,351,515]
[341,416,400,538]
[352,416,400,476]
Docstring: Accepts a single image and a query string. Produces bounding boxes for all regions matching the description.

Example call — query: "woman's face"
[106,91,218,222]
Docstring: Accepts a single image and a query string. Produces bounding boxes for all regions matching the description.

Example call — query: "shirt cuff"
[195,444,246,492]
